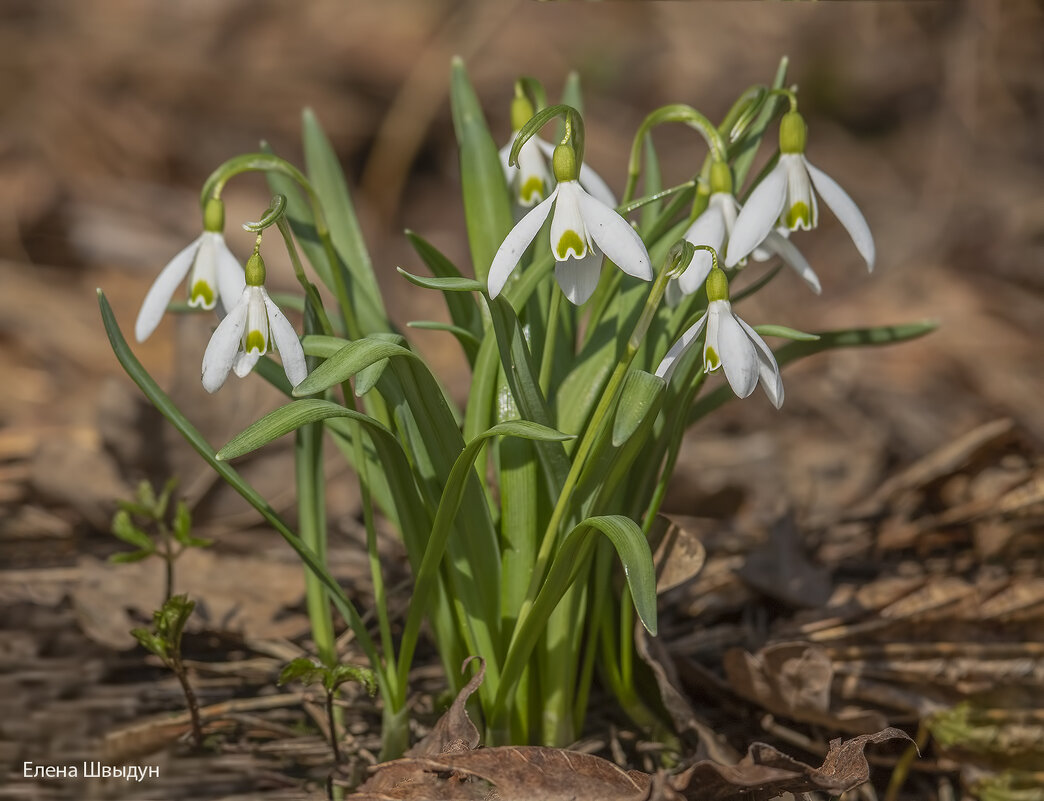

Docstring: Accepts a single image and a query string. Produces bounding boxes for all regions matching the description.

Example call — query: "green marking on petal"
[556,229,586,260]
[519,176,546,204]
[245,330,266,354]
[189,281,215,308]
[785,202,812,229]
[704,345,721,372]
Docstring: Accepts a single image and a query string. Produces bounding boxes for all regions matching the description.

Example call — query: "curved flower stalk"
[499,91,616,209]
[656,266,783,408]
[726,110,875,272]
[667,162,821,304]
[201,250,306,393]
[489,142,651,305]
[135,198,246,342]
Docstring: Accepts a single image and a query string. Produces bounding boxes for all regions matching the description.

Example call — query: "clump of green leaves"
[110,478,211,601]
[132,594,204,747]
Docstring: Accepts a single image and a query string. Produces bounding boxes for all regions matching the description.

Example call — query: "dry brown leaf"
[738,514,832,609]
[650,514,708,595]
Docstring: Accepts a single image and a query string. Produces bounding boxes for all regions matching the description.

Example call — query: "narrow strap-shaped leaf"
[492,515,657,729]
[688,320,937,424]
[731,56,788,190]
[96,291,386,690]
[612,370,666,447]
[302,109,389,333]
[407,321,480,363]
[397,270,486,293]
[396,421,573,693]
[451,57,513,283]
[486,294,571,494]
[355,332,406,397]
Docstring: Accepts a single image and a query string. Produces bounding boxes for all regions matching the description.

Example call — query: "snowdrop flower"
[489,143,652,306]
[656,267,783,408]
[726,110,875,273]
[135,198,246,342]
[499,93,616,209]
[668,161,821,303]
[201,250,306,394]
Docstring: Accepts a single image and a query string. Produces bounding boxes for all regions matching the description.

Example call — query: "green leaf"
[731,56,788,190]
[688,320,937,424]
[131,628,168,660]
[396,420,574,693]
[171,501,192,544]
[109,550,153,564]
[217,398,394,462]
[639,135,662,233]
[612,370,666,447]
[302,108,388,333]
[155,594,195,641]
[753,324,820,342]
[494,515,657,720]
[294,337,421,397]
[96,291,387,695]
[355,332,405,398]
[111,510,153,550]
[278,657,326,687]
[327,663,378,695]
[450,57,513,282]
[398,269,485,294]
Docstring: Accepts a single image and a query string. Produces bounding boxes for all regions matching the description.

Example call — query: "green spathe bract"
[102,57,933,760]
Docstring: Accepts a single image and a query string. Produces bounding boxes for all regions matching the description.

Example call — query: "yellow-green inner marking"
[556,230,586,260]
[519,176,545,204]
[189,281,215,307]
[785,202,812,229]
[245,330,267,354]
[704,345,721,372]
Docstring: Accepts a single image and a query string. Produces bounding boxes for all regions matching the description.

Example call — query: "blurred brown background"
[0,0,1042,797]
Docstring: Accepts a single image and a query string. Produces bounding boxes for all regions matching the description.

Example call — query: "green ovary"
[189,281,215,307]
[785,202,812,229]
[704,345,721,372]
[519,176,545,204]
[244,330,267,354]
[556,230,586,260]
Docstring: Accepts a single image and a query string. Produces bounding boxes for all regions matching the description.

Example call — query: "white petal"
[726,162,787,267]
[804,157,875,271]
[244,287,270,354]
[264,291,308,387]
[654,313,707,381]
[233,350,261,378]
[763,230,821,294]
[714,303,759,398]
[488,189,557,298]
[516,137,550,207]
[134,235,202,342]
[554,251,603,306]
[578,162,617,208]
[783,154,816,231]
[209,232,246,309]
[201,293,248,394]
[679,205,725,295]
[498,140,513,182]
[575,185,651,280]
[187,234,219,309]
[737,317,784,409]
[550,181,589,261]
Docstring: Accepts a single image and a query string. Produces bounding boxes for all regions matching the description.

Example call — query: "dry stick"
[168,649,204,748]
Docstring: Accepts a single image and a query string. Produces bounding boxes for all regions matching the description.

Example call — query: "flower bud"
[203,197,225,233]
[779,111,807,155]
[709,160,733,195]
[552,143,579,183]
[705,267,729,303]
[245,251,266,287]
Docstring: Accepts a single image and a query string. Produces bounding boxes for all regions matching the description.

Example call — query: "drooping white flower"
[488,143,651,306]
[669,161,821,300]
[726,110,874,272]
[135,198,246,342]
[201,252,306,393]
[655,268,783,408]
